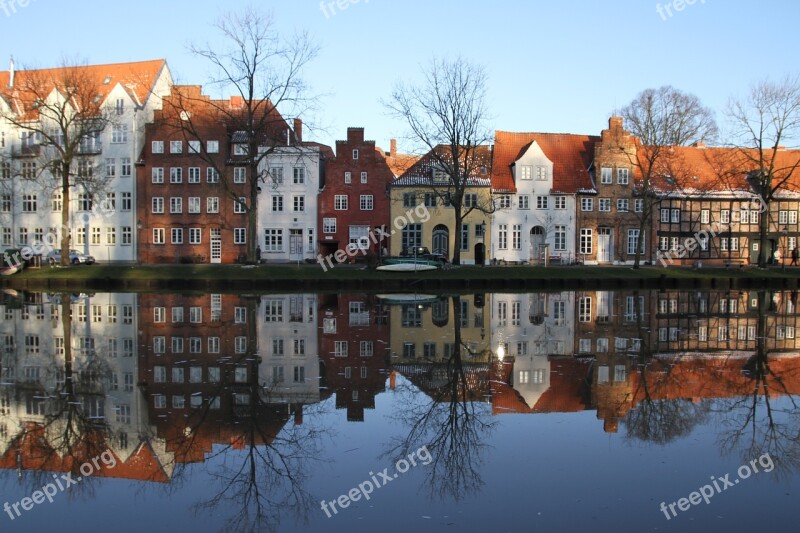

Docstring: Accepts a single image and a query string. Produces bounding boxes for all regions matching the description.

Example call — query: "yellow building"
[388,146,493,265]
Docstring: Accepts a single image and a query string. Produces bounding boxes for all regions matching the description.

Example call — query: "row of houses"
[2,60,800,266]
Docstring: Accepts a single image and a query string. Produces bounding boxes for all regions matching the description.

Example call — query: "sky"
[1,0,799,152]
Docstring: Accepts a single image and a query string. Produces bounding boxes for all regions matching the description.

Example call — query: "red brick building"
[136,86,269,264]
[318,128,394,261]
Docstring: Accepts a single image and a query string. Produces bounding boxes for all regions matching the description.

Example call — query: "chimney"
[293,118,303,143]
[692,141,705,148]
[609,116,623,130]
[8,56,14,88]
[390,138,397,158]
[229,95,244,109]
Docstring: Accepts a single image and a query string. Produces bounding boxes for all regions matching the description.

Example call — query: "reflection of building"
[388,295,491,363]
[573,290,651,358]
[318,294,390,421]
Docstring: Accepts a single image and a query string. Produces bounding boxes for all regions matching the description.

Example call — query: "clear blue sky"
[2,0,798,151]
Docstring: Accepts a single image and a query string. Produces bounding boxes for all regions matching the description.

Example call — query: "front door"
[432,225,449,258]
[289,229,303,257]
[210,228,222,264]
[598,228,613,263]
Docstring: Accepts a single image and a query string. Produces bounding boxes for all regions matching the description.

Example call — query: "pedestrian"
[792,247,798,266]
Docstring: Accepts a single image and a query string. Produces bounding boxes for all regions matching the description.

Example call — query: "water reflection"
[0,288,798,530]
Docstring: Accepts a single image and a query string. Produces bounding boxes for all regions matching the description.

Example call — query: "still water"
[0,289,797,532]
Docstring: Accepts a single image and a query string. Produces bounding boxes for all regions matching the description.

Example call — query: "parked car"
[47,249,95,265]
[399,246,448,264]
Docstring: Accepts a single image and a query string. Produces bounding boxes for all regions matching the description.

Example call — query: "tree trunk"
[758,197,770,268]
[248,182,258,263]
[452,208,463,266]
[61,161,71,266]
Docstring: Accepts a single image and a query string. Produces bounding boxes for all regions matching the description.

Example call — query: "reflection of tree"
[8,296,113,499]
[386,295,495,501]
[623,291,711,443]
[714,291,800,478]
[156,297,328,533]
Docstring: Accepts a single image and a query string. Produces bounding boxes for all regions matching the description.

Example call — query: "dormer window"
[433,169,449,183]
[233,144,248,156]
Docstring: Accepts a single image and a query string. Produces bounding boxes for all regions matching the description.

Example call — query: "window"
[188,167,200,183]
[154,307,166,323]
[293,196,305,212]
[361,172,368,184]
[335,195,348,210]
[536,196,549,209]
[22,194,37,212]
[334,341,348,357]
[578,297,592,322]
[152,197,164,213]
[790,211,798,224]
[272,196,284,212]
[349,226,370,251]
[352,149,359,159]
[627,229,642,255]
[701,209,710,224]
[22,161,36,179]
[511,224,521,250]
[497,224,507,249]
[518,195,530,209]
[152,141,164,154]
[617,168,629,185]
[671,209,681,223]
[402,193,416,208]
[171,228,183,244]
[498,195,511,209]
[170,167,182,183]
[188,197,200,213]
[581,197,593,211]
[599,198,611,212]
[78,194,93,211]
[122,192,132,211]
[264,229,283,252]
[105,158,116,177]
[344,172,351,184]
[464,193,478,208]
[634,199,644,212]
[554,196,566,210]
[617,198,629,212]
[112,124,128,143]
[207,197,219,213]
[660,208,670,223]
[208,337,220,353]
[536,166,547,180]
[207,141,219,153]
[401,224,422,250]
[152,167,164,183]
[1,193,11,212]
[207,167,219,183]
[360,195,373,210]
[234,167,247,183]
[106,227,116,245]
[188,140,200,154]
[580,228,592,255]
[600,167,612,184]
[720,209,730,224]
[554,225,566,251]
[293,167,305,184]
[233,198,247,213]
[121,158,131,177]
[520,166,532,180]
[360,341,373,357]
[172,307,184,323]
[169,140,182,154]
[189,228,201,244]
[323,218,336,234]
[153,228,165,244]
[234,228,246,244]
[170,197,182,214]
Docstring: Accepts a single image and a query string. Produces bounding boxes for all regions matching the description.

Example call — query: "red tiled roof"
[492,131,598,194]
[0,60,167,119]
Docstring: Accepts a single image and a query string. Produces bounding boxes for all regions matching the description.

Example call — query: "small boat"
[376,294,440,304]
[377,261,440,272]
[0,265,21,276]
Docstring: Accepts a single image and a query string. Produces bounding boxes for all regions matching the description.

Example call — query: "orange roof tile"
[493,131,598,194]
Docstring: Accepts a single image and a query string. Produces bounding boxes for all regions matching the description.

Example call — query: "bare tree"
[0,62,113,265]
[386,57,494,265]
[725,76,800,267]
[617,86,718,268]
[171,7,319,262]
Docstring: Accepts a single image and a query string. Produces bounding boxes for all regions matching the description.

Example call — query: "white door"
[598,228,612,263]
[289,229,303,256]
[210,228,222,264]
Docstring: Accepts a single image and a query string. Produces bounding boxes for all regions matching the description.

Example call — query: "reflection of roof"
[492,357,593,414]
[492,131,598,194]
[0,423,170,483]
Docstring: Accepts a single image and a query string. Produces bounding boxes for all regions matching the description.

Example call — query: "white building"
[257,144,329,262]
[490,131,597,264]
[0,60,172,263]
